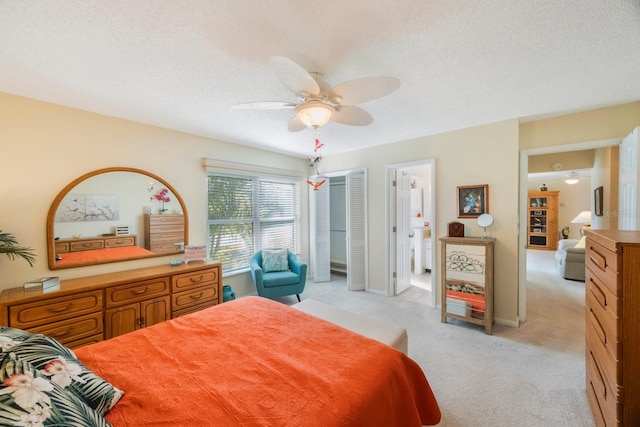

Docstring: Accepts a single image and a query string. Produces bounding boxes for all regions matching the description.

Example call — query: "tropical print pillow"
[0,352,111,426]
[0,327,32,355]
[262,248,290,273]
[8,334,123,416]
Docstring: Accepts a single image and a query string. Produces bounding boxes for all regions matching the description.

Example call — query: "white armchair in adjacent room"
[554,238,586,281]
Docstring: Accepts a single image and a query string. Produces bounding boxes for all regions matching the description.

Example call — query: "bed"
[54,245,154,266]
[72,296,440,426]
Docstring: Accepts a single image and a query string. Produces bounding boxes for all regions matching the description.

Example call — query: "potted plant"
[0,230,36,266]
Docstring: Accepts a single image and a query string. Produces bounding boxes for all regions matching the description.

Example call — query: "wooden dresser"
[55,234,137,254]
[144,214,185,253]
[584,229,640,426]
[0,262,222,349]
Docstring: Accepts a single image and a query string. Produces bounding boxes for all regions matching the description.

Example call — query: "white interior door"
[346,171,367,291]
[309,176,331,282]
[395,170,412,294]
[619,127,639,230]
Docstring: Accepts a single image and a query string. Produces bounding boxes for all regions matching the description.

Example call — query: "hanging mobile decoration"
[306,178,326,191]
[306,127,326,190]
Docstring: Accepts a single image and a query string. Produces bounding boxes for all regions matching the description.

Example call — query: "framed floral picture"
[457,185,489,218]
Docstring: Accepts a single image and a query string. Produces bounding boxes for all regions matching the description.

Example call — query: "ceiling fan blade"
[288,115,307,132]
[331,105,373,126]
[230,101,297,110]
[269,56,320,97]
[331,76,400,105]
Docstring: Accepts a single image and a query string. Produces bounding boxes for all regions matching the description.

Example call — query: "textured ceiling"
[2,1,640,157]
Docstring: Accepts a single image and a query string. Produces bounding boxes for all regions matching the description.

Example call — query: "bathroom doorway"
[387,159,436,306]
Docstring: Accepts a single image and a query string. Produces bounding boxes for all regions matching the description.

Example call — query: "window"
[207,174,300,273]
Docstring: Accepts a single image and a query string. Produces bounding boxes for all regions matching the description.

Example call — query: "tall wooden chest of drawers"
[584,229,640,426]
[144,214,185,253]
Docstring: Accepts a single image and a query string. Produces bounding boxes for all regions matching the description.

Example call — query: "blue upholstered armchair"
[250,249,307,302]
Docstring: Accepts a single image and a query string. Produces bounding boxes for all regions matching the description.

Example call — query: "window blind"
[207,174,300,273]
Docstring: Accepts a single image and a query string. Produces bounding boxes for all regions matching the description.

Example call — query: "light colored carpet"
[271,249,594,426]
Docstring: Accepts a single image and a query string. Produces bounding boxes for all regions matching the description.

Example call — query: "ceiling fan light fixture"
[565,171,580,185]
[295,101,334,128]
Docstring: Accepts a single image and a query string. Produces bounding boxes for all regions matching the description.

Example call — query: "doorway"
[518,137,621,321]
[309,169,367,291]
[387,159,437,307]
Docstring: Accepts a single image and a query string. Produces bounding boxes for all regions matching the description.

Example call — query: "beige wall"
[3,91,639,328]
[0,92,309,297]
[321,120,521,325]
[520,101,640,149]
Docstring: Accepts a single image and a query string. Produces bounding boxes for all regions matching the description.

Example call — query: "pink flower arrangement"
[152,188,171,213]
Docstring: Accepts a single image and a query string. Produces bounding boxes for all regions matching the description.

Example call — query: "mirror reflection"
[47,167,188,269]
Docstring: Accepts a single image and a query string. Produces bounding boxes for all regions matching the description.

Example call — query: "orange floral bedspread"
[75,296,441,427]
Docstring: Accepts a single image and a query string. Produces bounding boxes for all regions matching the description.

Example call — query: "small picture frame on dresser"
[184,245,207,264]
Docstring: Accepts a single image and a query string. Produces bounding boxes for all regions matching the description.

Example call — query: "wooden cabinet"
[105,296,170,338]
[584,229,640,426]
[104,276,171,339]
[440,237,495,334]
[0,262,222,348]
[144,214,185,253]
[527,190,559,250]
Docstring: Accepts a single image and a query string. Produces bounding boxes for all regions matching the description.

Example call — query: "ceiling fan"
[231,56,401,132]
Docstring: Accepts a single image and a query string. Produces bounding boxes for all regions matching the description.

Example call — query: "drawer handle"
[114,240,125,244]
[588,248,607,272]
[130,286,149,295]
[589,309,607,345]
[48,303,72,313]
[189,292,203,300]
[589,277,607,309]
[189,275,204,283]
[49,327,74,339]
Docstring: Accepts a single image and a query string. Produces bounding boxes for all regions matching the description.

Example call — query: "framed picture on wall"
[594,186,603,217]
[457,184,489,218]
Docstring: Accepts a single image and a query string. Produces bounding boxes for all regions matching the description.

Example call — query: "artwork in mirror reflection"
[48,168,187,269]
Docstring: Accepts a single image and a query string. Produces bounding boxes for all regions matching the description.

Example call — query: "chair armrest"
[287,251,307,278]
[564,247,585,262]
[250,256,263,285]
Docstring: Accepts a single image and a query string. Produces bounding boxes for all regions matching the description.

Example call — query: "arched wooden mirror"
[47,167,189,269]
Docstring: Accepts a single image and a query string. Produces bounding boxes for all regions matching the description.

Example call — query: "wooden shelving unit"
[440,236,495,334]
[527,190,559,250]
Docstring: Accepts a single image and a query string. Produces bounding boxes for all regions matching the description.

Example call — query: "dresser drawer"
[150,223,184,233]
[172,287,218,313]
[586,270,621,320]
[150,243,182,253]
[172,301,217,318]
[70,239,104,252]
[106,277,170,308]
[66,333,104,349]
[586,328,621,395]
[10,290,103,329]
[172,269,218,293]
[587,347,621,425]
[586,239,620,295]
[55,242,70,253]
[105,236,136,248]
[149,232,184,244]
[587,302,622,361]
[28,312,103,345]
[148,215,184,227]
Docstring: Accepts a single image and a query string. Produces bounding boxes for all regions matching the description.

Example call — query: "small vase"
[222,285,236,302]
